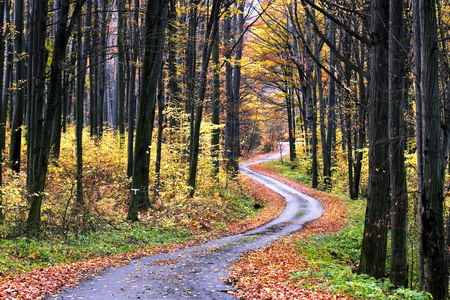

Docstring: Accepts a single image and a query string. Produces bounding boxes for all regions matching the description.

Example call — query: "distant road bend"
[52,146,323,299]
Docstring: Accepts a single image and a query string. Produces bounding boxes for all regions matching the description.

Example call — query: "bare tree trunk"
[359,0,390,279]
[126,0,139,177]
[0,0,5,223]
[27,0,85,237]
[117,0,126,141]
[153,72,164,203]
[416,0,448,298]
[388,0,408,287]
[127,0,168,221]
[188,0,222,196]
[211,26,220,177]
[9,0,25,173]
[323,18,336,189]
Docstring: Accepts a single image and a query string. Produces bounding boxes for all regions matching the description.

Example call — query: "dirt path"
[51,147,322,299]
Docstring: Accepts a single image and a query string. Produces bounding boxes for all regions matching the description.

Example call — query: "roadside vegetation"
[0,126,287,299]
[228,159,431,300]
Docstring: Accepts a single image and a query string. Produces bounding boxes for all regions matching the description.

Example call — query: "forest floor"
[0,150,353,300]
[228,162,354,300]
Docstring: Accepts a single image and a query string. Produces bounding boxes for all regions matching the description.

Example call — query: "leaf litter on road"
[227,163,355,300]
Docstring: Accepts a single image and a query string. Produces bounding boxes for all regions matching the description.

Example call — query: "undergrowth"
[266,160,431,300]
[0,123,262,278]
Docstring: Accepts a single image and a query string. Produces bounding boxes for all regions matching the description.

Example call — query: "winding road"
[52,146,323,299]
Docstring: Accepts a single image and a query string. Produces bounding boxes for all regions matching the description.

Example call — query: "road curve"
[51,146,322,300]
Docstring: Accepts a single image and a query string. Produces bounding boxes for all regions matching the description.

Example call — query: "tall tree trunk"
[353,37,367,200]
[231,0,244,166]
[153,72,164,202]
[286,85,296,162]
[127,0,168,222]
[188,0,222,196]
[359,0,390,279]
[126,0,139,177]
[97,0,107,137]
[27,0,50,194]
[186,0,199,155]
[0,0,5,223]
[211,26,220,177]
[9,0,25,173]
[388,0,408,287]
[27,0,85,237]
[416,0,448,297]
[117,0,125,141]
[2,0,11,140]
[75,6,91,207]
[342,32,355,199]
[323,18,336,189]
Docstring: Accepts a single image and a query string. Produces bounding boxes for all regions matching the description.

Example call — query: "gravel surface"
[51,145,323,299]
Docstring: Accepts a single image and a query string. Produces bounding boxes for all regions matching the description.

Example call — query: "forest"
[1,0,450,299]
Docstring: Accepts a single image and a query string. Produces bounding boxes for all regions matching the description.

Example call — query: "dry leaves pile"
[227,163,354,300]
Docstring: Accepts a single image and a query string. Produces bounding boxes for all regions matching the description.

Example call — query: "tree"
[187,0,223,196]
[211,24,221,177]
[359,0,390,279]
[9,0,25,173]
[388,0,408,287]
[126,0,139,177]
[224,1,244,175]
[0,0,5,223]
[117,0,126,141]
[127,0,168,221]
[414,0,448,297]
[27,0,85,237]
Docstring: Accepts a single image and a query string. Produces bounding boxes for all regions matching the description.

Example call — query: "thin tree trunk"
[117,0,125,141]
[126,0,139,177]
[153,72,164,203]
[188,0,222,196]
[186,0,199,156]
[323,18,336,189]
[2,0,11,140]
[9,0,25,173]
[0,0,5,223]
[211,26,220,177]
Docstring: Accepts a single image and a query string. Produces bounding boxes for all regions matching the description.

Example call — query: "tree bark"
[0,0,5,223]
[9,0,25,173]
[359,0,390,279]
[27,0,85,237]
[117,0,126,141]
[188,0,222,196]
[211,26,220,177]
[126,0,139,178]
[416,0,448,297]
[388,0,408,287]
[153,72,164,203]
[127,0,168,222]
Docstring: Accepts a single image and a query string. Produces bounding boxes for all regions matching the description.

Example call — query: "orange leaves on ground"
[228,163,353,300]
[0,172,287,300]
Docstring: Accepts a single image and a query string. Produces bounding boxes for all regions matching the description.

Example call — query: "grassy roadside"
[0,174,286,299]
[229,160,431,300]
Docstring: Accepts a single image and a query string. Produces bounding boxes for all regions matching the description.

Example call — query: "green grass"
[0,183,261,278]
[0,224,192,277]
[265,160,311,184]
[265,160,431,300]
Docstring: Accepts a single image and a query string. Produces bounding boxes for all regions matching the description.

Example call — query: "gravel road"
[51,145,322,299]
